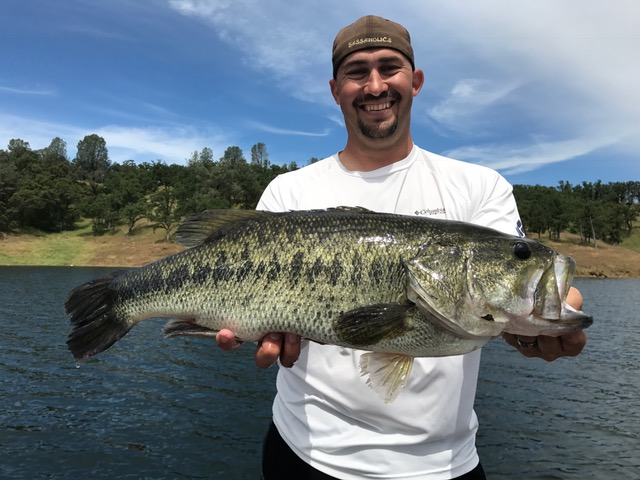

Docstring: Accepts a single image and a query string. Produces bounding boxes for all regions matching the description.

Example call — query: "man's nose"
[364,69,388,96]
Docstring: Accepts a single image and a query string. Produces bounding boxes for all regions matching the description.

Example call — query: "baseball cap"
[332,15,415,78]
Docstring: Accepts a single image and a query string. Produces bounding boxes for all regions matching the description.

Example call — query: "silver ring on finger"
[517,337,538,349]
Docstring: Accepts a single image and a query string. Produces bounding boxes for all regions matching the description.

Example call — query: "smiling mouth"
[362,101,393,112]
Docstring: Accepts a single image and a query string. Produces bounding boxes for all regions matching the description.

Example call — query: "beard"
[358,117,399,139]
[354,91,400,139]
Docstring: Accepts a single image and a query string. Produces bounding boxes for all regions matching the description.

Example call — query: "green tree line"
[513,181,640,246]
[0,135,295,239]
[1,135,638,245]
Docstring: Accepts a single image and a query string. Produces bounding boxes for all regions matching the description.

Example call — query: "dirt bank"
[542,235,640,278]
[2,229,639,278]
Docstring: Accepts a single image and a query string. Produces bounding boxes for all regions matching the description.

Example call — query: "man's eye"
[381,65,402,74]
[345,69,367,77]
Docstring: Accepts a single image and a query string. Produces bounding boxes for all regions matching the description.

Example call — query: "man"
[217,15,587,479]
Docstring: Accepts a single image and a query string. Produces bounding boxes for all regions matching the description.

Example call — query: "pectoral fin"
[333,303,415,346]
[359,352,414,404]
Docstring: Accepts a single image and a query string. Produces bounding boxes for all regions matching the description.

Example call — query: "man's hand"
[502,286,587,361]
[216,329,302,369]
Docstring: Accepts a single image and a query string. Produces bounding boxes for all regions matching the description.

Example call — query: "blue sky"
[1,0,638,187]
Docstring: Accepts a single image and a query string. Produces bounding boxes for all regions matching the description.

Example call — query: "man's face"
[330,48,423,144]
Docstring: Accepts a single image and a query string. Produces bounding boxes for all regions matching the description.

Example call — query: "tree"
[187,147,215,167]
[73,134,111,192]
[42,137,68,162]
[6,138,39,173]
[145,160,183,189]
[545,188,572,240]
[106,160,150,235]
[610,181,640,236]
[148,187,180,241]
[176,157,227,214]
[199,147,214,164]
[250,142,270,168]
[1,138,80,232]
[513,185,546,238]
[0,148,19,231]
[121,200,149,235]
[8,173,80,232]
[219,146,245,166]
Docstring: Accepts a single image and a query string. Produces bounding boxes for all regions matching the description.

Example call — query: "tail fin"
[65,271,133,360]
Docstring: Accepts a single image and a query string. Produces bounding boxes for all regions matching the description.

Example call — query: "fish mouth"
[507,254,593,337]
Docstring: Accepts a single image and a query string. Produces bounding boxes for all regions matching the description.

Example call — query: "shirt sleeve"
[469,174,524,237]
[256,175,288,212]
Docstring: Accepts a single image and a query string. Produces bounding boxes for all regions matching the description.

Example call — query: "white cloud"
[428,79,522,133]
[4,0,638,179]
[0,114,76,151]
[405,0,640,175]
[168,0,640,175]
[94,125,231,164]
[445,133,622,175]
[247,121,330,137]
[0,84,56,96]
[167,0,347,104]
[327,114,345,128]
[0,113,231,165]
[62,24,136,42]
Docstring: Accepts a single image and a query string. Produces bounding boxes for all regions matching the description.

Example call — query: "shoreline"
[1,231,639,278]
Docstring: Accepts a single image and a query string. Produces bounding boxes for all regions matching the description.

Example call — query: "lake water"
[0,266,638,479]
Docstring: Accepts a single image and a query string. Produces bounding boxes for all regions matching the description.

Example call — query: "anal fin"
[163,319,218,338]
[359,352,415,404]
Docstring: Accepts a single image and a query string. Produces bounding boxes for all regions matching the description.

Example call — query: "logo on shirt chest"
[414,207,446,217]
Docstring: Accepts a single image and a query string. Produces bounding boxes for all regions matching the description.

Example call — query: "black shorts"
[262,421,487,480]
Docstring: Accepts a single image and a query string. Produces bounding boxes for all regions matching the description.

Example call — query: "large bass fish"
[66,208,592,402]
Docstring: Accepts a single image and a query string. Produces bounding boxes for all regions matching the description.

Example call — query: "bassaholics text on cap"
[332,15,415,78]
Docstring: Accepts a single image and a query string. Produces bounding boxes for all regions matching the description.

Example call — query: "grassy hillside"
[2,222,640,277]
[0,221,183,267]
[620,224,640,251]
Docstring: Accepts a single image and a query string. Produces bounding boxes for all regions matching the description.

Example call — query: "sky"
[1,0,639,187]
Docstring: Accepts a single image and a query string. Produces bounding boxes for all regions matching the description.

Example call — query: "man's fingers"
[255,333,284,369]
[217,329,303,369]
[503,330,587,362]
[558,330,587,357]
[255,333,302,369]
[216,329,243,351]
[279,334,302,368]
[566,286,583,310]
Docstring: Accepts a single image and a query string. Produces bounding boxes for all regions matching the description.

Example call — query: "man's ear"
[329,78,340,105]
[412,69,425,97]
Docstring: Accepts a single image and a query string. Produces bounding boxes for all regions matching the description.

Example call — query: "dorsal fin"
[174,209,270,248]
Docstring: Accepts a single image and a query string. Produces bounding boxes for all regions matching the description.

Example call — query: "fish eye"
[512,241,532,260]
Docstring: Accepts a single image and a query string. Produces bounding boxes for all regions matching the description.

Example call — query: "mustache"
[356,91,398,103]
